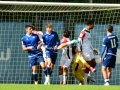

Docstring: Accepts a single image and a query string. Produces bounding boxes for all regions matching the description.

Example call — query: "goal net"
[0,1,120,85]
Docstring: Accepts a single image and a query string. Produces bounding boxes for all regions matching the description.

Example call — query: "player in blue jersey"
[100,25,118,86]
[21,25,46,85]
[42,23,60,85]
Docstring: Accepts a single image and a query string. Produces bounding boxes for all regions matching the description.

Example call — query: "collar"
[84,29,90,33]
[46,31,52,35]
[107,33,112,36]
[26,34,32,37]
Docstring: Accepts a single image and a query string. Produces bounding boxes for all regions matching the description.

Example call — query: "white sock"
[63,75,67,84]
[88,71,91,77]
[46,75,50,82]
[59,75,63,83]
[84,73,88,84]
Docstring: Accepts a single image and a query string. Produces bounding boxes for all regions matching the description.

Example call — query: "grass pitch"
[0,84,120,90]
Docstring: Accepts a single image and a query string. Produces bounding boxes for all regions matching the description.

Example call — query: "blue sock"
[33,73,37,81]
[43,69,47,76]
[47,66,51,75]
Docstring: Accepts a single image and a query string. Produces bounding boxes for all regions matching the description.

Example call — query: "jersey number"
[110,39,116,48]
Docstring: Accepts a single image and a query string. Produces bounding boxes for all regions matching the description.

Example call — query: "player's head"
[25,25,32,34]
[87,19,94,29]
[106,25,113,33]
[45,23,52,32]
[31,25,35,30]
[72,45,78,55]
[62,30,70,38]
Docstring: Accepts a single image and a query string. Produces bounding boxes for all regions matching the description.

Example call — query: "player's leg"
[45,51,52,84]
[107,67,112,82]
[62,59,72,85]
[79,56,96,72]
[59,66,63,84]
[29,57,38,85]
[38,55,47,77]
[50,52,57,76]
[82,51,96,84]
[59,57,65,84]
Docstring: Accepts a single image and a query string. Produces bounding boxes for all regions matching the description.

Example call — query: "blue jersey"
[22,34,42,56]
[42,31,60,51]
[100,33,118,58]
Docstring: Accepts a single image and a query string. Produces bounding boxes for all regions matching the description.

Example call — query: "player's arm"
[57,40,79,50]
[21,39,34,51]
[77,31,86,54]
[100,37,107,62]
[36,35,42,49]
[32,30,43,35]
[54,33,60,50]
[42,35,48,49]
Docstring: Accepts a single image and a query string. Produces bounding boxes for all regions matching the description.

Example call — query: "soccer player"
[77,19,98,84]
[72,45,96,85]
[42,23,60,85]
[21,25,46,85]
[31,26,47,63]
[100,25,118,86]
[59,30,72,85]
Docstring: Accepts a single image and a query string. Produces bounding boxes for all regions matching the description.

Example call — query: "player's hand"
[44,45,48,49]
[27,46,34,50]
[54,45,58,50]
[93,50,98,55]
[99,58,102,63]
[72,40,79,44]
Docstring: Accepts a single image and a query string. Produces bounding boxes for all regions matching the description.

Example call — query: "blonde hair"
[45,23,53,28]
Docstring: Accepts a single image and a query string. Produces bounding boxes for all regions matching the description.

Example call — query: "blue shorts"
[28,54,44,67]
[46,50,57,64]
[102,55,116,68]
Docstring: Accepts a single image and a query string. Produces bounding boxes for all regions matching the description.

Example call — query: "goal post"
[0,1,120,84]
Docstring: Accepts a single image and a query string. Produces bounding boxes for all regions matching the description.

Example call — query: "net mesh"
[0,1,120,84]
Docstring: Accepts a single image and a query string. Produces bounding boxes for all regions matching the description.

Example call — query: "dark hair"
[25,25,33,29]
[31,25,35,30]
[87,19,94,25]
[107,25,113,33]
[72,45,77,55]
[62,30,70,38]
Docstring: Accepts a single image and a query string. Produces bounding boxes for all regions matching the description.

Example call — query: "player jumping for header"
[77,19,98,84]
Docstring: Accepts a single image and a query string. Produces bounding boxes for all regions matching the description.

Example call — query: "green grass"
[0,84,120,90]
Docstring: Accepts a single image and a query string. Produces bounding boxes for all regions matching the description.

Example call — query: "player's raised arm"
[57,40,79,50]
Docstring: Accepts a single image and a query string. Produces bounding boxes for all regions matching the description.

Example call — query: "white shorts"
[59,57,72,68]
[83,51,94,61]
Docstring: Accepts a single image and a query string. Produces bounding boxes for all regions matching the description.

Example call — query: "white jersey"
[77,28,93,53]
[61,38,72,60]
[59,38,72,67]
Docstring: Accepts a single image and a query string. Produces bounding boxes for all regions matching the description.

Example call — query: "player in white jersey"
[77,19,98,84]
[59,30,72,85]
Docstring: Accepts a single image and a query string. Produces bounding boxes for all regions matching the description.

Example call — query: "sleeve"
[60,38,68,44]
[116,36,119,48]
[42,35,46,47]
[32,30,38,34]
[56,32,60,46]
[100,37,107,58]
[21,38,26,46]
[36,35,41,43]
[77,31,86,51]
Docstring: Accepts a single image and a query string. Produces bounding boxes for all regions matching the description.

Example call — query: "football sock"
[63,75,67,84]
[84,73,88,84]
[33,72,38,82]
[59,75,63,83]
